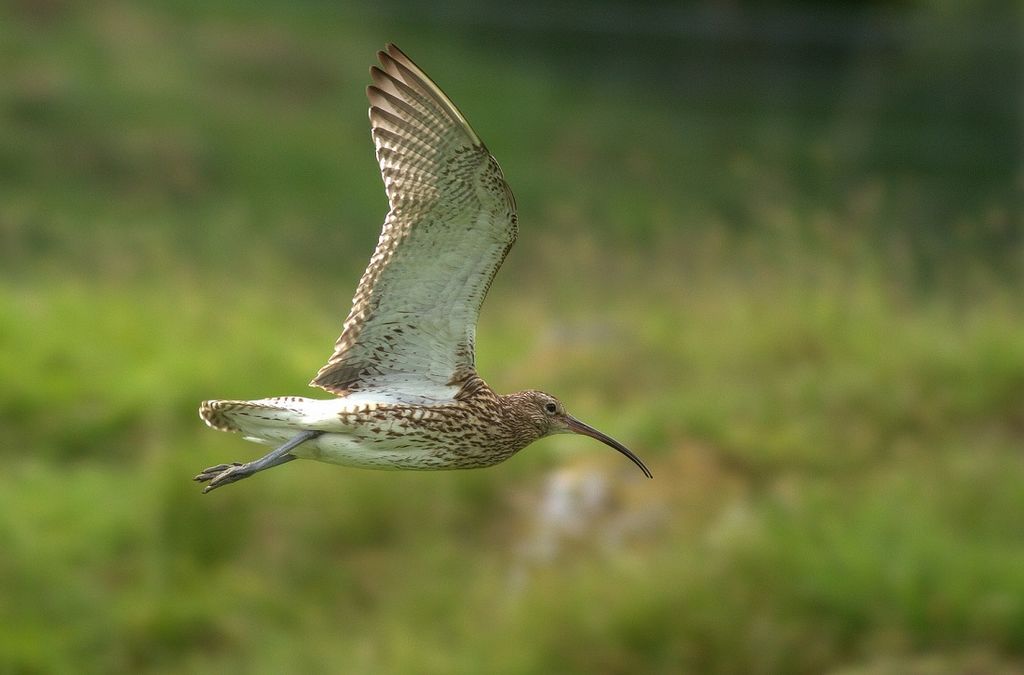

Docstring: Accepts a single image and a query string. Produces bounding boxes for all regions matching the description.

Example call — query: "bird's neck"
[495,390,546,446]
[457,377,545,448]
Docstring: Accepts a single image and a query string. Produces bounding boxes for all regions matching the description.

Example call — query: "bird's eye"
[544,402,557,414]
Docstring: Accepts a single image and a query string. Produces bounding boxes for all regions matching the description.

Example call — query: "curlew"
[195,44,651,493]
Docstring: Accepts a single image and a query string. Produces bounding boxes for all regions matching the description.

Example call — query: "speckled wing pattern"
[311,44,518,402]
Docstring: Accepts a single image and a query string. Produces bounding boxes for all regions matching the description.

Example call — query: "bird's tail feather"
[198,397,314,434]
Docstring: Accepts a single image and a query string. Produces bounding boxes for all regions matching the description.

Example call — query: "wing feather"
[310,44,517,401]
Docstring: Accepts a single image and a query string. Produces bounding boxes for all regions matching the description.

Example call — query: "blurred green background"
[2,0,1022,672]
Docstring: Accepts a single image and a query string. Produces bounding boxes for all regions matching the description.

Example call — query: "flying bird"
[195,44,652,493]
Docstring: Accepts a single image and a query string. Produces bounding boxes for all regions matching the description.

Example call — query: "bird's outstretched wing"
[311,44,517,402]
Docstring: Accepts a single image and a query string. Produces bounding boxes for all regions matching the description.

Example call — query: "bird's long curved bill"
[565,416,653,478]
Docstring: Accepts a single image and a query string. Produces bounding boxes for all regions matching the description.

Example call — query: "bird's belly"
[292,432,509,471]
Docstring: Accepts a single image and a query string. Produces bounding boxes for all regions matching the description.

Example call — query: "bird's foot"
[193,430,315,494]
[194,462,252,493]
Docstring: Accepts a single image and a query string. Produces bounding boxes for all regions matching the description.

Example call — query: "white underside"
[223,393,460,471]
[237,427,446,470]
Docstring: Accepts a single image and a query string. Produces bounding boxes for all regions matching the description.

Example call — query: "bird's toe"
[197,462,257,494]
[194,462,242,484]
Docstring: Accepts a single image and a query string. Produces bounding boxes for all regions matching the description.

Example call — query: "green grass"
[1,1,1022,673]
[2,260,1022,673]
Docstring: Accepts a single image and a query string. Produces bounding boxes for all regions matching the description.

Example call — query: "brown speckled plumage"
[194,45,650,493]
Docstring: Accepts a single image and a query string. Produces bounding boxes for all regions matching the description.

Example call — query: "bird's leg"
[194,429,324,494]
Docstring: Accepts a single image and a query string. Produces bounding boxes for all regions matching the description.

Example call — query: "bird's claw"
[194,462,247,493]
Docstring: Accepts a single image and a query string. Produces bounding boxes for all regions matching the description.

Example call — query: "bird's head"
[513,390,652,478]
